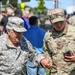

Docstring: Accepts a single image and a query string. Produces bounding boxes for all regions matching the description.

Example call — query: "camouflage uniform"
[68,16,75,26]
[0,17,45,75]
[43,8,75,75]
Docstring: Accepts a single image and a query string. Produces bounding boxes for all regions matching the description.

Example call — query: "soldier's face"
[52,21,66,31]
[7,29,23,46]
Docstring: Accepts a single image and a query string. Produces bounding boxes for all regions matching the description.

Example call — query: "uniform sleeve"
[43,31,53,62]
[43,31,52,53]
[43,33,48,52]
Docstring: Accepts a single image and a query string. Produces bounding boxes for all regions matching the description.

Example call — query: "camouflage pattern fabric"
[48,8,66,23]
[68,16,75,26]
[0,34,45,75]
[44,24,75,75]
[6,17,27,32]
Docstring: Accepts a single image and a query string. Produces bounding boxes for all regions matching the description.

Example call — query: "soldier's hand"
[40,57,52,69]
[64,53,75,62]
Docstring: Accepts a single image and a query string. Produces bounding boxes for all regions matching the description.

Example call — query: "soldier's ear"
[7,29,11,35]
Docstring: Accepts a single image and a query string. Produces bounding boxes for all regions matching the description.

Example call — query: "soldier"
[68,12,75,26]
[43,8,75,75]
[0,17,52,75]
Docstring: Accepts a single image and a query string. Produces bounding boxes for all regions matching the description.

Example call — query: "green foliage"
[37,0,46,13]
[38,0,45,7]
[2,4,9,8]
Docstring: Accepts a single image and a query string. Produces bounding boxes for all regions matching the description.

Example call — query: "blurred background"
[0,0,75,31]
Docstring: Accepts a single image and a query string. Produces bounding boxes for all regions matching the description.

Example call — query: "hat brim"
[51,17,66,23]
[6,25,27,32]
[13,27,27,32]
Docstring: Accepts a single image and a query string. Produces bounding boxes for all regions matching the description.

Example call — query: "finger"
[46,64,52,69]
[63,58,71,62]
[65,55,75,59]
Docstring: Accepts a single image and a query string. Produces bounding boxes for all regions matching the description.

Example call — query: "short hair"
[29,16,38,25]
[14,9,22,17]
